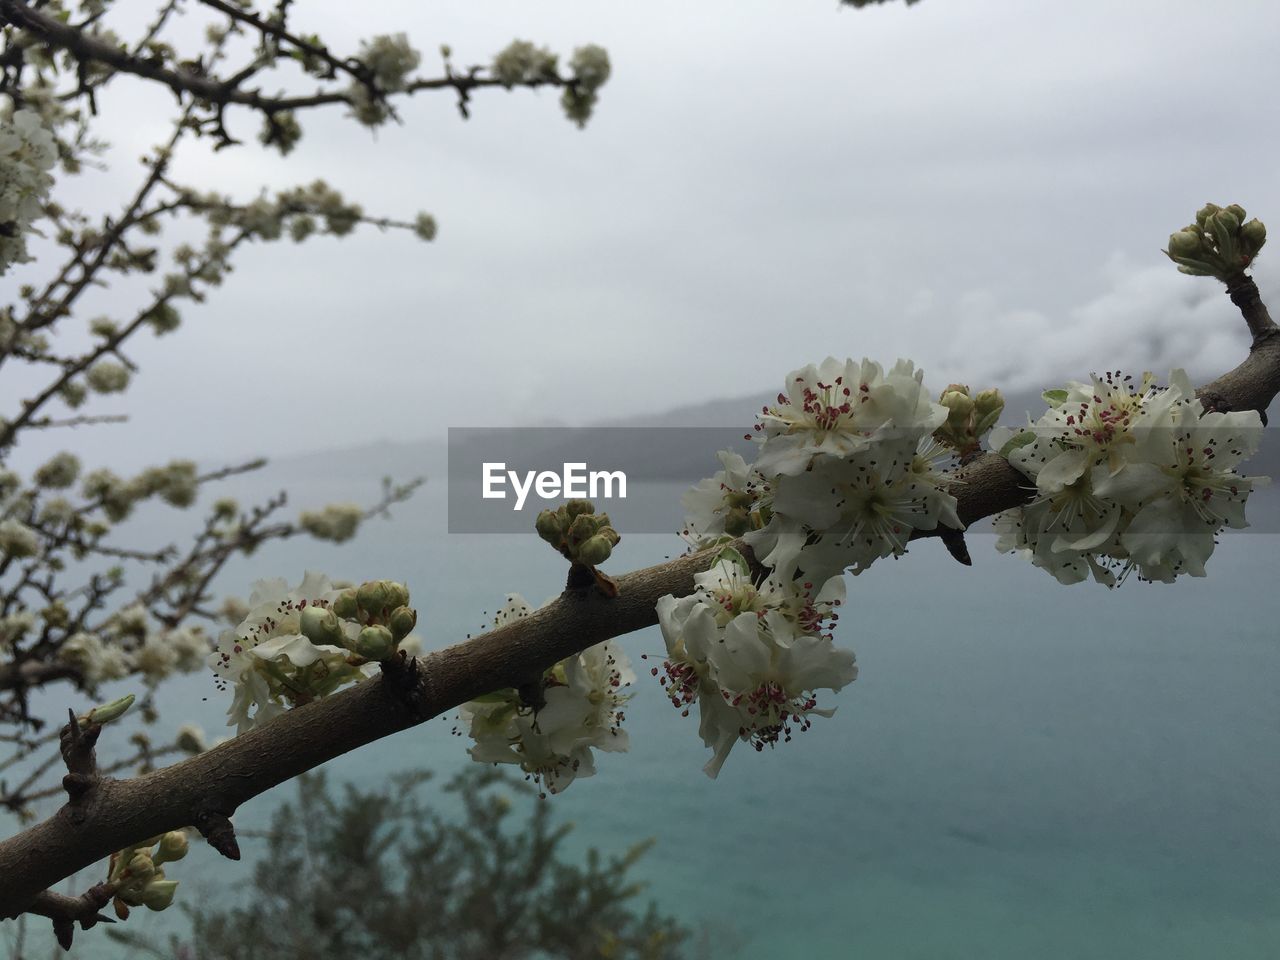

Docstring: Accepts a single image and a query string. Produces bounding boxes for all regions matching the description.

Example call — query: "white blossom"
[0,109,57,274]
[60,632,130,687]
[751,436,959,581]
[680,450,772,548]
[654,554,855,777]
[457,596,633,795]
[754,357,946,478]
[0,519,40,559]
[0,611,37,650]
[993,369,1266,584]
[208,572,373,733]
[491,39,558,87]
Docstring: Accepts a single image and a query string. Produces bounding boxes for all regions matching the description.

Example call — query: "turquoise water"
[5,475,1278,958]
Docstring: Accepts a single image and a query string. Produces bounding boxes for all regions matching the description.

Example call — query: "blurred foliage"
[108,768,720,960]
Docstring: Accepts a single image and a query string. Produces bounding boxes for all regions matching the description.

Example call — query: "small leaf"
[712,546,750,573]
[998,431,1037,458]
[1041,389,1068,407]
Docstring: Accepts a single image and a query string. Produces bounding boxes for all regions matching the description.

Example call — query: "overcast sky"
[8,0,1280,470]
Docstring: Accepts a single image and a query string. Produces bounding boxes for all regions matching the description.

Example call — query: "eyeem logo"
[482,462,627,511]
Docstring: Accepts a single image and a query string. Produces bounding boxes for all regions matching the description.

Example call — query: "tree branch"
[0,0,574,118]
[0,276,1275,921]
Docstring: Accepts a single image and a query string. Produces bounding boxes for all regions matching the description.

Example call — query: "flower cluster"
[298,503,363,543]
[107,830,188,917]
[562,45,611,127]
[536,499,621,567]
[680,450,773,546]
[991,369,1265,584]
[456,595,634,796]
[1164,203,1266,280]
[60,622,209,688]
[745,357,961,582]
[491,40,559,87]
[209,573,420,732]
[660,357,971,773]
[0,109,57,275]
[655,552,855,777]
[346,33,421,126]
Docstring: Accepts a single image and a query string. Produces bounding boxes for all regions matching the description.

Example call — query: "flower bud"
[356,580,392,618]
[1195,203,1221,226]
[332,588,358,620]
[388,605,417,641]
[1226,203,1247,223]
[126,852,156,883]
[154,831,189,865]
[1166,229,1202,258]
[567,513,598,547]
[535,509,563,544]
[355,624,396,660]
[564,499,595,520]
[78,693,136,728]
[973,388,1005,433]
[299,605,343,645]
[576,534,614,566]
[1241,218,1266,252]
[139,879,179,911]
[1211,209,1240,237]
[940,389,975,424]
[383,581,410,610]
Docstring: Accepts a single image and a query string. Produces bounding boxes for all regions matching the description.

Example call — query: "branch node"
[58,709,102,803]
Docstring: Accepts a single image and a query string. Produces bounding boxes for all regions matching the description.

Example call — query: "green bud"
[567,513,598,546]
[1195,203,1221,226]
[126,852,156,883]
[973,388,1005,433]
[356,580,392,618]
[355,624,396,660]
[332,588,358,619]
[1211,209,1240,237]
[1241,218,1267,252]
[564,499,595,520]
[723,506,752,537]
[154,831,189,865]
[383,581,410,610]
[535,509,563,544]
[940,389,975,423]
[299,605,343,645]
[576,534,614,566]
[79,693,136,728]
[388,605,417,641]
[974,387,1004,414]
[139,879,179,911]
[1166,229,1202,258]
[1226,204,1247,223]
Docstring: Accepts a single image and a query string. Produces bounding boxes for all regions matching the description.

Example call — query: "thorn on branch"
[194,810,240,860]
[378,650,432,720]
[19,884,116,951]
[940,529,972,566]
[58,708,101,804]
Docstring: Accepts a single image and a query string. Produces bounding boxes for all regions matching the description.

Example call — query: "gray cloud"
[7,0,1280,473]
